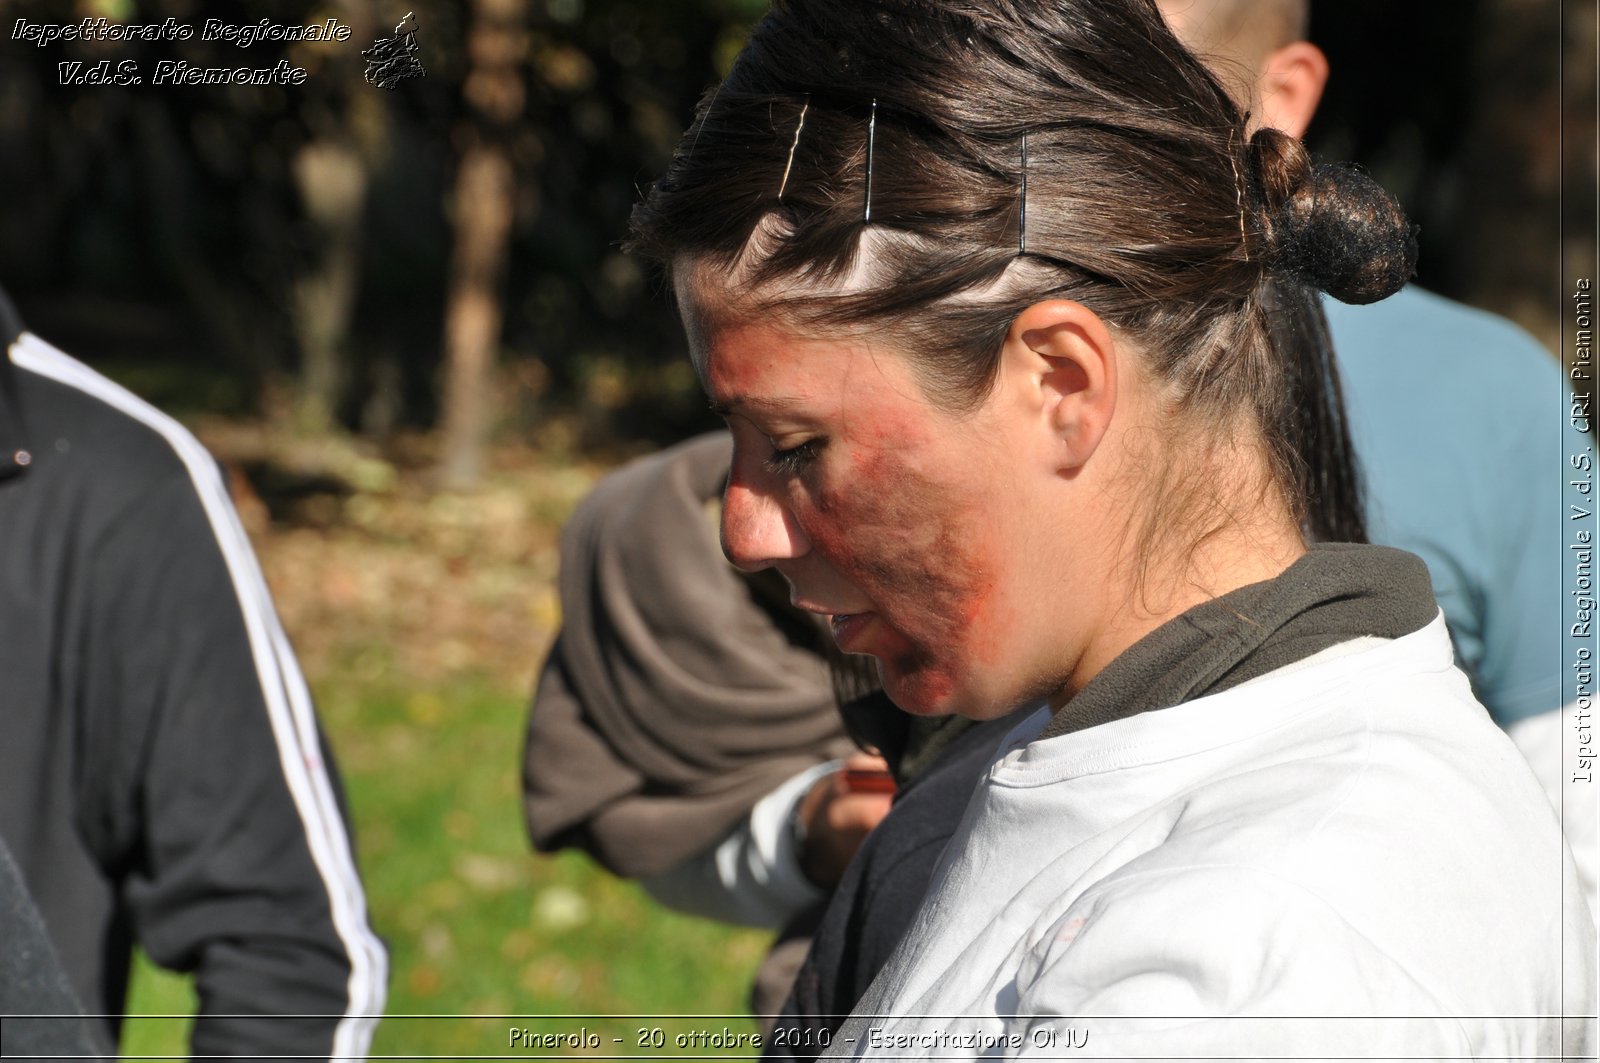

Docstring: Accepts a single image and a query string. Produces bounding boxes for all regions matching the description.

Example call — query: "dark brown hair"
[629,0,1416,545]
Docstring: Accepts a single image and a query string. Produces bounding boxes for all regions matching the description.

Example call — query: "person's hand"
[795,753,895,887]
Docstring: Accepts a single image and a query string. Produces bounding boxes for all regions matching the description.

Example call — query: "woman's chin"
[876,659,972,718]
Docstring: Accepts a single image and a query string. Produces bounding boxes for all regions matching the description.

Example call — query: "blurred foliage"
[1307,0,1589,352]
[0,0,1584,459]
[0,0,767,446]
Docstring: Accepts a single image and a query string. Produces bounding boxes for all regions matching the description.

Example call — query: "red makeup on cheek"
[805,435,1005,716]
[696,313,1012,715]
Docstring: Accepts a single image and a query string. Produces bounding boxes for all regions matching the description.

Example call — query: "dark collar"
[0,286,32,483]
[1038,543,1439,740]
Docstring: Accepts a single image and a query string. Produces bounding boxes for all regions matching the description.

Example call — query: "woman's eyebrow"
[708,394,801,417]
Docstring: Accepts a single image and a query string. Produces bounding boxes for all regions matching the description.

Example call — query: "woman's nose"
[721,477,812,572]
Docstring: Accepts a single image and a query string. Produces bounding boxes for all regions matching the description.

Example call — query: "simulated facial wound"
[680,272,1024,716]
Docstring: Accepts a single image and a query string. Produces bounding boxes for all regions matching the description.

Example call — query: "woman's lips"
[829,611,877,651]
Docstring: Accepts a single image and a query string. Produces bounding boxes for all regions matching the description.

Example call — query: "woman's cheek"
[809,447,1003,661]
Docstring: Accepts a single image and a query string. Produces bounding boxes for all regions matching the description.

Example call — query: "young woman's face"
[683,299,1061,719]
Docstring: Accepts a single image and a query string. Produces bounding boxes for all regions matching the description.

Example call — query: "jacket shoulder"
[7,333,223,517]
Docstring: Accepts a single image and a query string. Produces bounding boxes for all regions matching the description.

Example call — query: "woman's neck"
[1050,468,1309,709]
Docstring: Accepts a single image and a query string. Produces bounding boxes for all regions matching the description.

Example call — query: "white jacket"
[830,617,1596,1059]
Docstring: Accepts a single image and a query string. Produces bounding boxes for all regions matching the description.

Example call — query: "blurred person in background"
[521,430,893,1015]
[523,0,1587,1034]
[0,285,387,1059]
[1157,0,1585,874]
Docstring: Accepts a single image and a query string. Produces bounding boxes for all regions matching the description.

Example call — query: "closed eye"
[763,438,823,475]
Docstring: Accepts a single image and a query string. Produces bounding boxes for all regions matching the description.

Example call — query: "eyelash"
[763,438,823,475]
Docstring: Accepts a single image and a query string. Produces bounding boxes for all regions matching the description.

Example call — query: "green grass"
[124,676,773,1058]
[119,954,195,1056]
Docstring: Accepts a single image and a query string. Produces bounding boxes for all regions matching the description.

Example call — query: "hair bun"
[1248,128,1417,305]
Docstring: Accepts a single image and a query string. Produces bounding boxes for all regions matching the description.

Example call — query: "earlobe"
[1005,300,1118,470]
[1256,41,1328,139]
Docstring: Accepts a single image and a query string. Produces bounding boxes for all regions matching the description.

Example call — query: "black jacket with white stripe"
[0,292,386,1059]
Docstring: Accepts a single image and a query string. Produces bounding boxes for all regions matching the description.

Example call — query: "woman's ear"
[1255,41,1328,139]
[997,300,1119,471]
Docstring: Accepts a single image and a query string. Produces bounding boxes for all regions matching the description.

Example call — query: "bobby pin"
[863,99,878,223]
[1228,125,1248,261]
[778,95,810,202]
[1018,133,1029,255]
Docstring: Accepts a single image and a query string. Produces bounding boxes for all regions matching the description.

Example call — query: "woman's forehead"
[683,308,933,428]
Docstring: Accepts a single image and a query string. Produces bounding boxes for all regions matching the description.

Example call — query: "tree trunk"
[438,147,515,488]
[290,0,377,434]
[291,140,366,433]
[436,0,526,490]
